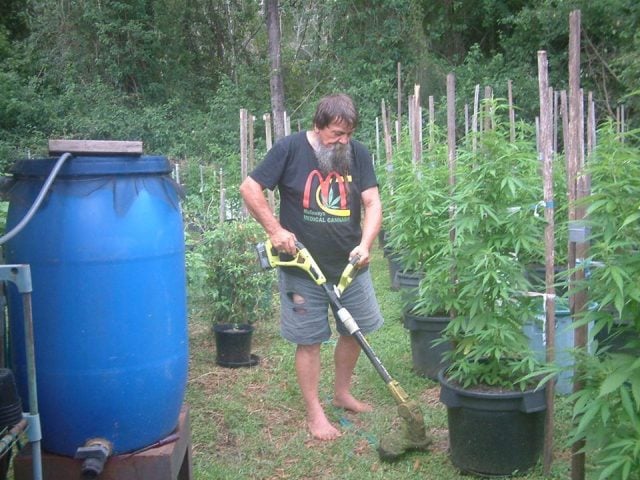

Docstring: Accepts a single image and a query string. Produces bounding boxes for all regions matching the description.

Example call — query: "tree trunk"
[265,0,286,141]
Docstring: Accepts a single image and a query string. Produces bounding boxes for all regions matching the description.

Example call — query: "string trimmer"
[255,240,431,461]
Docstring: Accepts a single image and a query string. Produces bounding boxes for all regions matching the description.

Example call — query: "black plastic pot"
[596,321,640,355]
[383,247,402,291]
[403,309,450,380]
[213,323,259,368]
[439,370,546,476]
[396,270,424,308]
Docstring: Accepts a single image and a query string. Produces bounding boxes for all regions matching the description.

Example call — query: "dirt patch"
[419,385,442,407]
[430,427,450,454]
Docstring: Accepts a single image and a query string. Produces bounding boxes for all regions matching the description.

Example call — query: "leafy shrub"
[187,218,276,326]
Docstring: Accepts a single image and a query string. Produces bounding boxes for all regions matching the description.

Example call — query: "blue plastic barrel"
[3,154,188,456]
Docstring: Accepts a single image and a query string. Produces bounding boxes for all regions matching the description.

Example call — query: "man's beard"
[315,142,352,177]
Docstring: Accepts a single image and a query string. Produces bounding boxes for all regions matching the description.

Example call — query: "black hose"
[0,152,72,246]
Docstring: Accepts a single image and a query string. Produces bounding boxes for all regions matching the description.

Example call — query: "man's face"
[314,120,354,176]
[316,120,355,147]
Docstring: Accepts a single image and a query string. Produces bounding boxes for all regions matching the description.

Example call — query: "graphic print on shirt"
[302,170,352,224]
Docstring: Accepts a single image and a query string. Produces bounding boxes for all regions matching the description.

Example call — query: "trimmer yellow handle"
[256,239,326,285]
[336,255,361,296]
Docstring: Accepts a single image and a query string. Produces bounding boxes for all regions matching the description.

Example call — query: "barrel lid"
[10,155,171,177]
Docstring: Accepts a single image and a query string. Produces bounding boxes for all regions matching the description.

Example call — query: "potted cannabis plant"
[566,123,640,479]
[196,218,276,367]
[387,139,456,380]
[383,131,452,297]
[437,118,549,476]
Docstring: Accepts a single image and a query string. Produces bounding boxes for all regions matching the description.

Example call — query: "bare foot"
[332,393,373,413]
[308,413,342,441]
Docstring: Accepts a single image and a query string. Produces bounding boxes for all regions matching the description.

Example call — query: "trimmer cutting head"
[377,401,432,462]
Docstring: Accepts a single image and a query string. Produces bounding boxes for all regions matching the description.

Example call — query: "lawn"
[186,246,577,479]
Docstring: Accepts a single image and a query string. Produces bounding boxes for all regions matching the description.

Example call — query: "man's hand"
[349,244,370,267]
[270,228,298,256]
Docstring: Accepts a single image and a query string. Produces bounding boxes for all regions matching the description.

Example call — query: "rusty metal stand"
[14,405,192,480]
[0,264,43,480]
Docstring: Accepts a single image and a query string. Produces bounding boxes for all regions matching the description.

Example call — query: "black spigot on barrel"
[75,438,113,479]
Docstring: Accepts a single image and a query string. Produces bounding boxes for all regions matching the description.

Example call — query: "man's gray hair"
[313,93,358,130]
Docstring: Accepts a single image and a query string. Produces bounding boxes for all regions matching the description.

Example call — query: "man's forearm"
[360,188,382,251]
[239,177,281,235]
[239,176,298,254]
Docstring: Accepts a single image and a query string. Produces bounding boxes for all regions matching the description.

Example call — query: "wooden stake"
[381,98,395,197]
[240,109,248,181]
[554,91,560,154]
[538,50,556,476]
[239,108,249,218]
[397,62,402,145]
[428,96,435,152]
[568,10,587,480]
[472,84,480,153]
[263,113,276,213]
[560,91,569,154]
[447,74,457,190]
[620,104,625,142]
[376,117,381,163]
[535,117,540,157]
[219,169,226,225]
[464,104,469,139]
[412,85,422,165]
[408,94,415,160]
[263,113,273,150]
[483,86,493,132]
[284,111,291,136]
[381,99,393,166]
[508,80,516,142]
[446,73,457,318]
[418,86,423,152]
[587,92,596,155]
[248,114,255,172]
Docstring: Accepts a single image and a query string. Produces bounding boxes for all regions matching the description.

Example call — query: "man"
[239,93,383,441]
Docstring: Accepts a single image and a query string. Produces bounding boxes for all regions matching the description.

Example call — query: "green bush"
[187,218,276,326]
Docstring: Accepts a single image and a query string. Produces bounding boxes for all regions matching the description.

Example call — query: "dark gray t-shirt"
[250,131,378,282]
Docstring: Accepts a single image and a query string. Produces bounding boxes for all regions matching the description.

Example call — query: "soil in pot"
[213,323,259,368]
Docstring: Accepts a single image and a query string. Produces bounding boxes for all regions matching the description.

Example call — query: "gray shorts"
[279,268,384,345]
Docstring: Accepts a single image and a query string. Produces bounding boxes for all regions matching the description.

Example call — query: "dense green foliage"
[567,124,640,480]
[187,217,276,326]
[1,0,639,175]
[439,113,546,390]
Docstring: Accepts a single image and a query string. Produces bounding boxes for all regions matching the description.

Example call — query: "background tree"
[266,0,286,140]
[0,0,638,171]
